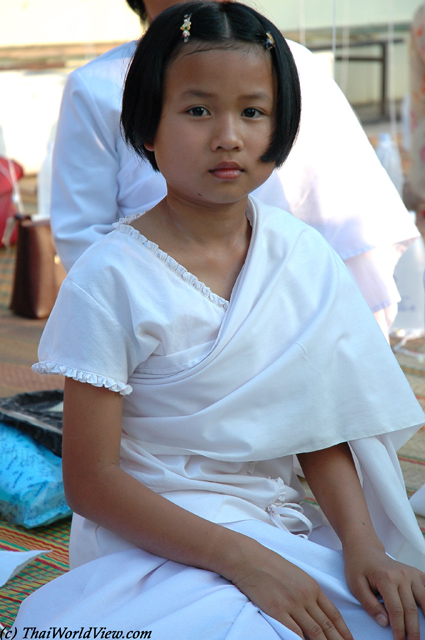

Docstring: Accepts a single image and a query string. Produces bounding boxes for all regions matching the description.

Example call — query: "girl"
[13,3,425,639]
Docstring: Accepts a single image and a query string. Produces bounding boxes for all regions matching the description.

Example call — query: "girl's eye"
[242,108,261,118]
[188,106,209,117]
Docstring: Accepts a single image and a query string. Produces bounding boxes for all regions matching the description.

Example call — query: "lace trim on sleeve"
[32,362,133,396]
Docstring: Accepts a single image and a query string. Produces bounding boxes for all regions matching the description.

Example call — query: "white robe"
[13,198,425,637]
[50,39,418,329]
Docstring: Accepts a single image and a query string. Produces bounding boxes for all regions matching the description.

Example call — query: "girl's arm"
[298,444,425,640]
[63,378,353,640]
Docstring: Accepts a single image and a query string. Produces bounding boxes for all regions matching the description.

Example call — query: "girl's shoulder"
[65,212,223,308]
[66,216,154,292]
[249,196,346,285]
[249,196,334,251]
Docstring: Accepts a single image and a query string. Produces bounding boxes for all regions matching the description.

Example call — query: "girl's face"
[145,44,276,210]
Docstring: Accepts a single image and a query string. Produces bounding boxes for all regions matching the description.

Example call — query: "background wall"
[251,0,420,31]
[1,0,422,46]
[0,0,141,47]
[252,0,419,107]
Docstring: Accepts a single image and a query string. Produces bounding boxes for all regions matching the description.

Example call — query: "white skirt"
[13,519,425,639]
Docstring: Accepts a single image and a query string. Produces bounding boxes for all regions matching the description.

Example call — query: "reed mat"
[0,515,70,626]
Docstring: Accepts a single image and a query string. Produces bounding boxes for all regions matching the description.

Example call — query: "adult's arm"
[50,67,123,271]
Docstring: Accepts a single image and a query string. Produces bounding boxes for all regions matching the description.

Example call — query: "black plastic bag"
[0,389,63,456]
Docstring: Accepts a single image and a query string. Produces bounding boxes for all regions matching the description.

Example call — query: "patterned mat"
[0,515,70,626]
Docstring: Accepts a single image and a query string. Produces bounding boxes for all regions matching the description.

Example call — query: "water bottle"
[392,211,425,338]
[375,132,404,196]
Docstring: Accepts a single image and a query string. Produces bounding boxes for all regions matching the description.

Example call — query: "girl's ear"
[144,140,154,151]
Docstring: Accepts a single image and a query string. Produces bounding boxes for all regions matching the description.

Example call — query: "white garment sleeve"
[50,70,122,272]
[33,278,144,395]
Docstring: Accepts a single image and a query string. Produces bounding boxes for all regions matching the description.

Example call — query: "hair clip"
[265,32,275,50]
[180,14,192,43]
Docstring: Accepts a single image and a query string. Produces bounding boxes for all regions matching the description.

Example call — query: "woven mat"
[0,515,70,626]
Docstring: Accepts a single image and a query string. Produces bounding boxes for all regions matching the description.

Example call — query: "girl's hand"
[229,538,353,640]
[344,546,425,640]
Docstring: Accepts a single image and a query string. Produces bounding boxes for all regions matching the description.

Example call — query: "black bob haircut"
[121,1,301,172]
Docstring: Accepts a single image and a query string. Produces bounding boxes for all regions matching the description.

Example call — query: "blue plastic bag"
[0,421,71,528]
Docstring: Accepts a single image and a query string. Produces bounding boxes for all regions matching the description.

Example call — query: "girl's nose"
[211,115,243,151]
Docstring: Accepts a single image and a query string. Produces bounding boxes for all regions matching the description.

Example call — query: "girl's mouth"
[210,162,243,180]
